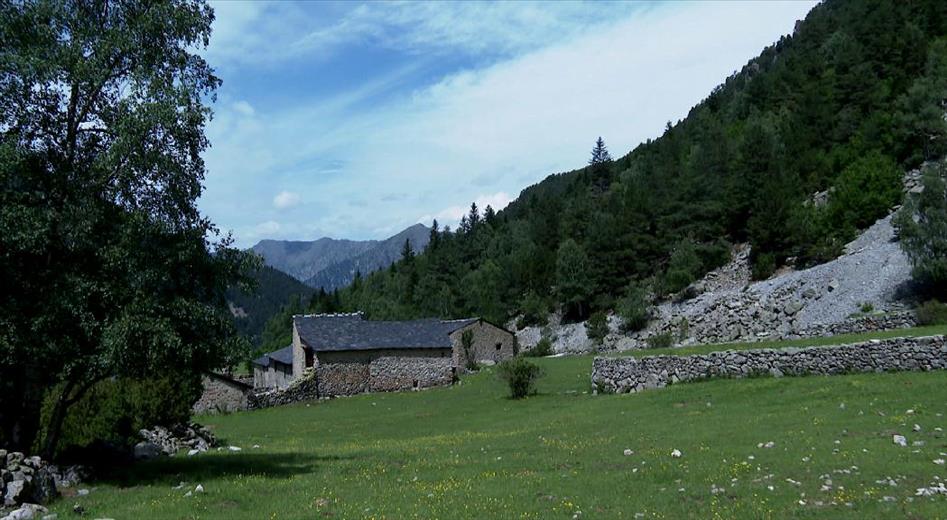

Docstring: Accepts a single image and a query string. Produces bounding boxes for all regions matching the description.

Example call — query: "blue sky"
[199,1,817,248]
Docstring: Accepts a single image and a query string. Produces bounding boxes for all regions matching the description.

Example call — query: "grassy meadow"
[50,333,947,519]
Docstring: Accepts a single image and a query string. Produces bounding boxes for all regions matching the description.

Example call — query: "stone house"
[192,372,252,414]
[252,313,516,396]
[251,345,294,389]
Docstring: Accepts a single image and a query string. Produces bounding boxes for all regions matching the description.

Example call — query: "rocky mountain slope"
[251,224,430,290]
[516,169,929,354]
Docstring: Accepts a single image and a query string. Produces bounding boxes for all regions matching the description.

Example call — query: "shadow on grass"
[98,451,349,488]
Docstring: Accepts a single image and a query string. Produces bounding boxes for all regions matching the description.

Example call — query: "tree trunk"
[40,380,74,459]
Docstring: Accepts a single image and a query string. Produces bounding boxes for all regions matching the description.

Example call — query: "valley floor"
[51,332,947,519]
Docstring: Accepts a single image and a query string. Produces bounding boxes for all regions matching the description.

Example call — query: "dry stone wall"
[592,335,947,394]
[248,368,320,409]
[369,356,453,392]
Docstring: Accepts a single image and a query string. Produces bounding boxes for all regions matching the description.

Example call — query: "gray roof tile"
[293,314,478,352]
[252,344,294,367]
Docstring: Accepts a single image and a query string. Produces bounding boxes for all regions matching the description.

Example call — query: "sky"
[199,0,818,248]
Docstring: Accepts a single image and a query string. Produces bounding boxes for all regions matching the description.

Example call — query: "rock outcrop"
[135,422,218,460]
[0,451,86,509]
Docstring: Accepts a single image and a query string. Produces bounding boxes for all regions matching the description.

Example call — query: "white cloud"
[418,192,513,228]
[252,220,281,236]
[233,100,255,116]
[273,191,301,209]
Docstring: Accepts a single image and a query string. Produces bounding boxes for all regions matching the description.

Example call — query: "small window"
[495,343,502,351]
[305,349,314,368]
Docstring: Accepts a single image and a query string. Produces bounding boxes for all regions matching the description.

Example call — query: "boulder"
[133,441,162,461]
[1,503,48,520]
[28,468,57,505]
[783,300,804,316]
[4,479,29,507]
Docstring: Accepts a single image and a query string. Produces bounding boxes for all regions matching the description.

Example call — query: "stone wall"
[369,356,454,392]
[451,320,516,368]
[192,373,250,414]
[248,368,320,409]
[591,335,947,394]
[316,362,369,396]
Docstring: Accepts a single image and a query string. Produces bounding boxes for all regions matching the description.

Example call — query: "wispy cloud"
[273,191,301,210]
[199,1,817,247]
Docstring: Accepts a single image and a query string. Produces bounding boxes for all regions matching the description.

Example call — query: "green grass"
[47,352,947,519]
[614,325,947,359]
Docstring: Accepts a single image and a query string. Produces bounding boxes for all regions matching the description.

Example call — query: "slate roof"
[252,344,294,368]
[293,314,479,352]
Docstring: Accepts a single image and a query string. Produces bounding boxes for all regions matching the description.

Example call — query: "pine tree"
[588,137,613,192]
[401,238,415,263]
[429,219,440,250]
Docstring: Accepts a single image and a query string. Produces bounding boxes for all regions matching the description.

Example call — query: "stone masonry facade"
[192,373,250,414]
[451,321,517,369]
[591,335,947,394]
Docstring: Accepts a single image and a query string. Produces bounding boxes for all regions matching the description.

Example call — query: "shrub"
[751,252,776,280]
[828,151,902,230]
[497,358,545,399]
[461,329,479,371]
[587,312,608,345]
[664,240,702,294]
[895,164,947,295]
[518,291,551,328]
[916,299,947,325]
[646,332,674,349]
[860,302,875,313]
[38,375,201,457]
[617,282,651,332]
[523,337,554,357]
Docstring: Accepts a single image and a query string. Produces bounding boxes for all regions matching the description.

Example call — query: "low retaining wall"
[592,335,947,394]
[796,311,917,340]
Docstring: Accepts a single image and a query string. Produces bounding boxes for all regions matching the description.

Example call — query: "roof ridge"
[294,311,364,319]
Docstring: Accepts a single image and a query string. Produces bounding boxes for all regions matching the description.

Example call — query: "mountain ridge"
[251,223,430,291]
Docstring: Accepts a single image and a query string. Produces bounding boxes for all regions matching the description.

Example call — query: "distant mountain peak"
[250,224,430,290]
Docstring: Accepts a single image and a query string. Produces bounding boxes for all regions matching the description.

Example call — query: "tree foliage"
[0,0,253,455]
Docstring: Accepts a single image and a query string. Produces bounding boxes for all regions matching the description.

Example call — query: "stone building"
[252,313,516,396]
[251,345,294,389]
[192,372,252,414]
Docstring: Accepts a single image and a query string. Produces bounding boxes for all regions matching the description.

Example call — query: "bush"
[461,329,479,371]
[497,358,545,399]
[518,291,551,328]
[895,165,947,295]
[38,375,201,457]
[617,282,651,332]
[828,151,902,230]
[860,302,875,313]
[664,240,702,294]
[523,337,554,357]
[587,312,608,345]
[751,252,776,280]
[916,299,947,325]
[646,332,674,349]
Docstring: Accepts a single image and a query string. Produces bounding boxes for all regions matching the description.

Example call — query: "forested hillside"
[270,0,947,332]
[227,265,314,344]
